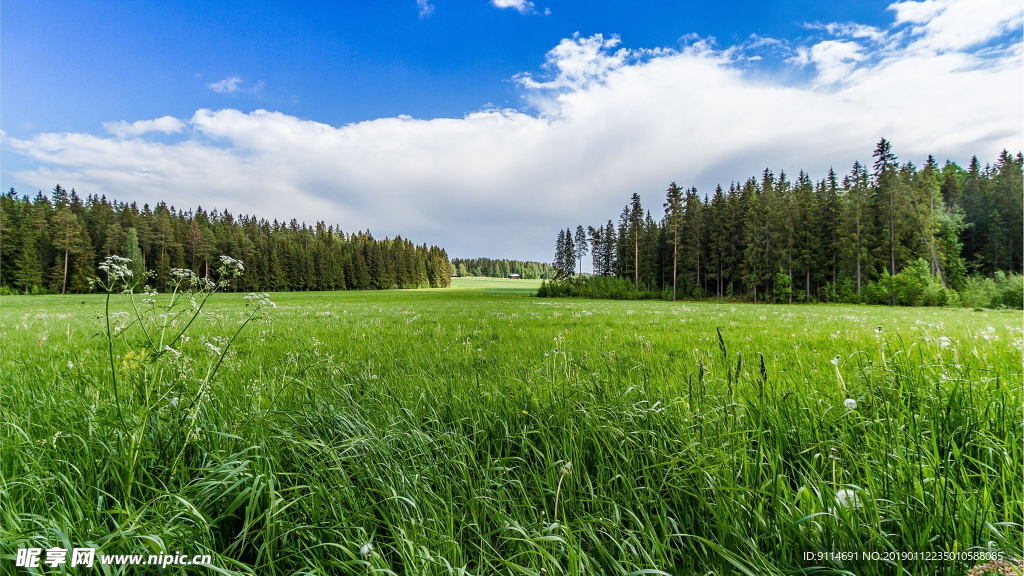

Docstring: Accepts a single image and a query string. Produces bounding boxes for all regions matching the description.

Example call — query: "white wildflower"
[243,292,276,309]
[218,255,245,277]
[937,336,952,348]
[835,488,861,508]
[97,255,134,283]
[170,268,199,287]
[359,543,373,559]
[67,360,74,369]
[844,398,857,411]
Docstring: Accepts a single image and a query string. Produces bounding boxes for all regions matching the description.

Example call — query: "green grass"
[450,276,544,294]
[1,282,1021,575]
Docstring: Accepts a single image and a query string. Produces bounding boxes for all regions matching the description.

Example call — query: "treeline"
[0,186,452,294]
[450,257,555,279]
[547,140,1023,306]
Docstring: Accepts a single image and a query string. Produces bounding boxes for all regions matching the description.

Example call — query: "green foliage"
[450,257,555,279]
[1,287,1020,575]
[772,272,792,303]
[537,275,662,299]
[0,190,451,293]
[551,143,1021,307]
[959,271,1024,309]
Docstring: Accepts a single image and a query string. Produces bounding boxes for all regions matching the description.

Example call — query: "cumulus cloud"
[515,34,629,93]
[208,76,242,93]
[416,0,434,18]
[102,116,187,138]
[492,0,534,15]
[807,40,867,85]
[6,0,1022,261]
[890,0,1022,51]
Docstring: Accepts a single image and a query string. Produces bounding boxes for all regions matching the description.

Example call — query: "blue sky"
[4,0,894,135]
[2,0,1021,261]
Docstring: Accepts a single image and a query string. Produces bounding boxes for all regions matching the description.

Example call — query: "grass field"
[1,278,1021,575]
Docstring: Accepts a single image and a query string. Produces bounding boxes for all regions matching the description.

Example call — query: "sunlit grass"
[1,282,1021,575]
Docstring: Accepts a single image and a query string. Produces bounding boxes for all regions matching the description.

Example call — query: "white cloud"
[515,34,628,93]
[808,40,867,85]
[492,0,534,15]
[208,76,242,93]
[6,0,1022,261]
[417,0,434,18]
[889,0,1023,51]
[102,116,187,138]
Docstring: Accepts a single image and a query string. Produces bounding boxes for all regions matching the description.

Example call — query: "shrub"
[959,272,1024,309]
[538,276,662,300]
[773,272,792,303]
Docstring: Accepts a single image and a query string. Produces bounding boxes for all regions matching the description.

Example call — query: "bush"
[960,272,1024,309]
[862,259,956,307]
[773,272,792,303]
[821,279,857,303]
[537,276,663,300]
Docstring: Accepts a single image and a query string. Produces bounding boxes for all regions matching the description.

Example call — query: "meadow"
[1,277,1021,575]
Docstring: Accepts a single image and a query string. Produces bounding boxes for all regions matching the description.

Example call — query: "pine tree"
[816,168,841,288]
[663,182,684,300]
[792,171,817,300]
[50,208,89,294]
[574,225,588,275]
[13,195,43,293]
[741,178,766,302]
[0,189,23,289]
[123,227,146,288]
[602,221,616,276]
[627,194,643,289]
[839,162,872,298]
[681,187,705,296]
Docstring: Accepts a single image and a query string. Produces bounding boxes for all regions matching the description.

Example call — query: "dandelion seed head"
[844,398,857,411]
[835,488,861,508]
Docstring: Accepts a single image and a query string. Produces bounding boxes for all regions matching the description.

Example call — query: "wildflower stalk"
[95,256,135,428]
[553,461,572,523]
[104,289,125,427]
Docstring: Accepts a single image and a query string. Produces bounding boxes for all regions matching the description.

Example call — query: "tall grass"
[1,281,1021,575]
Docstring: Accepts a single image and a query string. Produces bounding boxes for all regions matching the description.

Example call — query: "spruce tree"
[122,227,146,289]
[50,208,88,294]
[574,225,588,275]
[663,183,684,300]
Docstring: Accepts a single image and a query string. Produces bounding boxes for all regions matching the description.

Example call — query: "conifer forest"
[0,186,452,295]
[548,141,1023,307]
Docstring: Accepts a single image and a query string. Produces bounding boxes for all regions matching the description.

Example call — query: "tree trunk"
[61,248,69,295]
[788,259,793,304]
[634,237,639,290]
[672,242,678,301]
[890,197,896,276]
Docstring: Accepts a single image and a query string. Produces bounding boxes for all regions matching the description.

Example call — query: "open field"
[450,277,545,294]
[1,281,1021,575]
